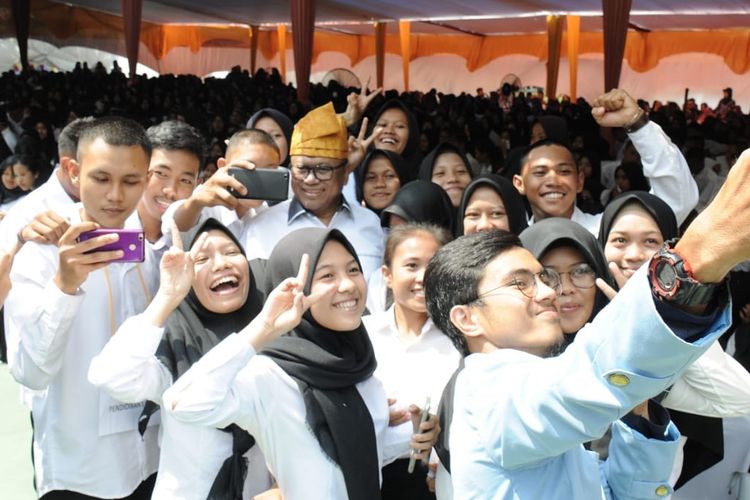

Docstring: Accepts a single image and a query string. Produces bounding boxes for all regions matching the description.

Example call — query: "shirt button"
[607,373,630,387]
[655,485,670,496]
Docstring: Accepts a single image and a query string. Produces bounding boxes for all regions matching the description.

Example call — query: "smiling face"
[73,138,149,228]
[363,156,401,210]
[254,116,289,164]
[513,144,584,221]
[192,230,250,314]
[308,239,367,331]
[431,152,472,208]
[383,232,440,314]
[290,155,347,220]
[373,108,409,155]
[463,186,509,235]
[604,203,664,281]
[540,245,596,335]
[140,148,200,221]
[466,247,562,357]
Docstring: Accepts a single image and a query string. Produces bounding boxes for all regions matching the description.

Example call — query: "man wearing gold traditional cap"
[240,102,384,279]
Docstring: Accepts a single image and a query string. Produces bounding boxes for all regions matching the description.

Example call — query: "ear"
[68,159,81,187]
[576,168,585,194]
[381,264,393,289]
[217,157,227,168]
[449,304,484,339]
[512,174,526,196]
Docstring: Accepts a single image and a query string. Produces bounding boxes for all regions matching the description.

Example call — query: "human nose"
[163,180,178,200]
[415,267,426,285]
[623,243,645,264]
[559,272,577,295]
[476,213,493,232]
[534,275,559,302]
[211,252,230,271]
[107,181,125,202]
[337,273,357,293]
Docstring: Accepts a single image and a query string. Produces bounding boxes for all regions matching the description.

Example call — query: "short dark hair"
[226,128,280,160]
[77,117,152,163]
[425,230,522,356]
[519,139,576,172]
[147,120,207,170]
[58,117,95,159]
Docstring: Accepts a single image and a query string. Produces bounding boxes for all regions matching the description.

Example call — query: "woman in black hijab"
[0,155,27,210]
[164,228,438,500]
[89,219,273,499]
[355,149,411,217]
[520,217,614,343]
[456,174,528,237]
[247,108,294,167]
[371,99,422,174]
[598,192,750,490]
[380,180,454,232]
[418,142,474,209]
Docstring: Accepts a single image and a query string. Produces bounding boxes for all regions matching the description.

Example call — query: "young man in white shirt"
[137,120,205,256]
[241,103,384,280]
[164,128,282,241]
[512,88,699,234]
[5,117,160,499]
[423,146,750,499]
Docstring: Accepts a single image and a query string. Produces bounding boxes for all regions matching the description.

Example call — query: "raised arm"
[592,89,699,225]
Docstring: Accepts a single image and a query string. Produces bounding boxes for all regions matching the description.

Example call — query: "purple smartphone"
[77,229,145,263]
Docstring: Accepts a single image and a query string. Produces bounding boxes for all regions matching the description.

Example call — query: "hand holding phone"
[408,396,432,474]
[77,228,145,263]
[227,167,289,201]
[54,223,137,295]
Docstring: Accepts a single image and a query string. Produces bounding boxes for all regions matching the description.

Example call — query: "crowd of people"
[0,62,749,500]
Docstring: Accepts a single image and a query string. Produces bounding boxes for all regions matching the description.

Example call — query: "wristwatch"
[648,239,721,306]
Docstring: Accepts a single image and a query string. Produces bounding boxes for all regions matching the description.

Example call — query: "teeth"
[211,276,238,289]
[334,299,357,309]
[542,193,564,199]
[380,138,396,144]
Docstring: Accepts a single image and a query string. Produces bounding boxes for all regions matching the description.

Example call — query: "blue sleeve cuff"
[621,400,671,441]
[653,294,722,343]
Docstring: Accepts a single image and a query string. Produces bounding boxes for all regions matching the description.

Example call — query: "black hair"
[146,120,207,170]
[424,230,522,356]
[518,139,576,173]
[226,128,280,160]
[76,117,152,162]
[57,117,95,159]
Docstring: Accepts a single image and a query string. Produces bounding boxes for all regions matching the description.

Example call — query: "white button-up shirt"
[88,315,273,499]
[240,197,385,280]
[163,329,411,500]
[363,307,461,417]
[4,206,160,498]
[531,121,699,234]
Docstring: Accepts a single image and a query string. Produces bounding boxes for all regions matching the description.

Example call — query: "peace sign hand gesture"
[247,254,337,351]
[347,117,382,171]
[343,78,383,127]
[158,223,208,304]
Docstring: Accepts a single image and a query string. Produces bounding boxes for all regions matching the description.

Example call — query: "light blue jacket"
[449,268,731,499]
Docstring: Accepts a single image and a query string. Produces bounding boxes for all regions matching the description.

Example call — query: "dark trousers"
[40,474,156,500]
[381,458,436,500]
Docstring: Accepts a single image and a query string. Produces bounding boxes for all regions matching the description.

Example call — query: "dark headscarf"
[355,148,411,215]
[597,191,678,250]
[371,99,421,171]
[417,142,474,183]
[455,174,528,237]
[261,228,380,500]
[613,161,650,195]
[246,108,294,167]
[597,195,721,483]
[380,180,454,231]
[520,218,614,341]
[140,219,264,500]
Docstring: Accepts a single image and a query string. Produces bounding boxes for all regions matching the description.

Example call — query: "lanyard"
[102,264,152,336]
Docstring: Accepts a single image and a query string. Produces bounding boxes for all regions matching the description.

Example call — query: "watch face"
[656,260,678,291]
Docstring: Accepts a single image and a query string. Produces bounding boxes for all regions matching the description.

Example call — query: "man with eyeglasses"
[423,143,750,500]
[241,103,383,279]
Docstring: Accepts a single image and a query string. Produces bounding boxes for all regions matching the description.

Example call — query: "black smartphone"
[227,167,289,202]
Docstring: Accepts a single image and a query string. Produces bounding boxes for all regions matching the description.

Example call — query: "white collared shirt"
[531,121,699,234]
[88,315,273,499]
[363,306,461,414]
[163,330,411,500]
[4,206,160,497]
[240,197,385,280]
[0,169,76,252]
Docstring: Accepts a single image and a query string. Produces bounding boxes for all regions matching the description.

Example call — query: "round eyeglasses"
[554,263,597,289]
[473,268,562,302]
[290,162,346,181]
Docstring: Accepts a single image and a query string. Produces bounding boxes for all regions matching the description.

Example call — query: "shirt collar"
[287,195,351,224]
